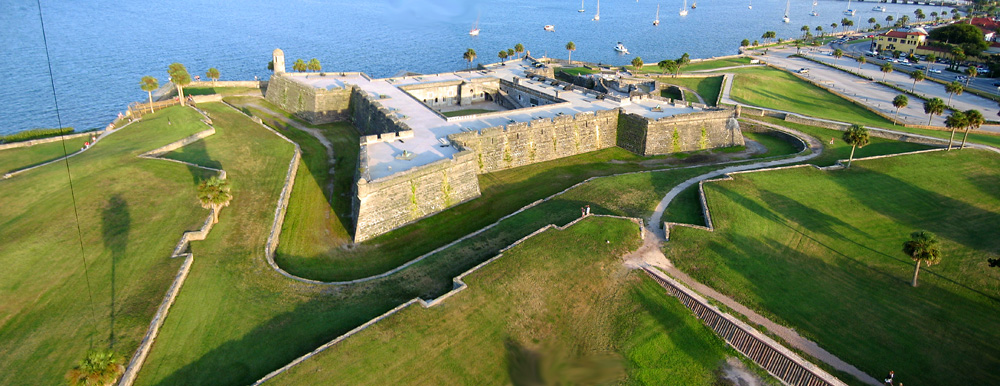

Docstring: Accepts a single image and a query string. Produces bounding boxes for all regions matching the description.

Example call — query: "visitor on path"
[884,370,894,385]
[585,205,591,215]
[829,137,835,145]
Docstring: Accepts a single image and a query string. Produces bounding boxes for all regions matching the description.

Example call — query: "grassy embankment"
[0,106,214,385]
[268,217,774,385]
[555,67,600,76]
[0,136,89,175]
[183,86,261,96]
[665,150,1000,386]
[656,75,724,106]
[442,108,496,117]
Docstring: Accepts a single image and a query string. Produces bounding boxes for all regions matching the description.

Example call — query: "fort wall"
[264,75,351,124]
[643,109,744,155]
[350,89,413,136]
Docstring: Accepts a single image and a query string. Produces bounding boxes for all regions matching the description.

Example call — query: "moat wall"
[448,109,619,174]
[264,75,351,124]
[353,150,481,242]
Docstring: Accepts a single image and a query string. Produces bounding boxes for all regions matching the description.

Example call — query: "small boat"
[469,13,480,36]
[810,0,818,16]
[544,25,555,31]
[579,0,585,12]
[811,10,819,16]
[679,0,688,16]
[748,0,752,10]
[872,5,886,12]
[691,1,697,9]
[653,4,660,25]
[782,0,790,23]
[593,0,600,20]
[844,0,856,16]
[615,42,629,54]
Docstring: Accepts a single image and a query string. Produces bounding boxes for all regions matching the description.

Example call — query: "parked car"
[929,68,942,74]
[956,76,968,81]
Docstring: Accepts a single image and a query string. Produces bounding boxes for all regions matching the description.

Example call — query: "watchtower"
[272,48,286,74]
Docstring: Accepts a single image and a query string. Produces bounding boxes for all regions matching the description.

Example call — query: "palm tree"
[507,48,515,59]
[842,124,870,168]
[167,63,191,106]
[831,23,838,33]
[924,97,945,125]
[676,53,690,74]
[658,59,677,76]
[815,25,823,37]
[902,230,942,287]
[961,109,984,149]
[868,17,877,29]
[463,48,477,69]
[514,43,525,58]
[844,20,855,32]
[198,176,233,224]
[945,110,966,150]
[205,68,220,85]
[565,41,576,65]
[801,25,810,39]
[498,50,508,63]
[909,70,925,92]
[307,58,321,72]
[924,54,936,75]
[964,66,978,86]
[880,62,893,81]
[833,49,844,65]
[945,81,964,105]
[856,56,867,72]
[65,350,125,386]
[892,95,908,125]
[886,15,894,24]
[292,58,307,72]
[841,18,851,32]
[140,76,158,114]
[631,56,644,70]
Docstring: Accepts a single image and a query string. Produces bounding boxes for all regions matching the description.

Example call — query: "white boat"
[811,0,818,16]
[872,6,886,12]
[782,0,790,23]
[593,0,600,20]
[579,0,585,12]
[615,42,629,54]
[469,13,480,36]
[748,0,752,10]
[653,4,660,25]
[691,1,697,9]
[844,0,856,16]
[544,25,555,31]
[679,0,688,16]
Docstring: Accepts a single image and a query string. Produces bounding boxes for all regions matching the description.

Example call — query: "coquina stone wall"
[354,150,481,242]
[643,109,745,155]
[264,75,351,124]
[350,90,413,136]
[400,78,499,108]
[448,109,619,174]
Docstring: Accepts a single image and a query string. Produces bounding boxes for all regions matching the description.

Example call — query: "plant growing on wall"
[441,171,453,207]
[699,125,709,150]
[477,153,484,172]
[528,140,536,162]
[672,127,681,153]
[409,180,420,219]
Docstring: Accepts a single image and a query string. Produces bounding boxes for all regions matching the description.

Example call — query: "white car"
[929,68,942,74]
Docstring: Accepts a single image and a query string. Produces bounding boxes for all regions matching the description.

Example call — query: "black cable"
[35,0,100,347]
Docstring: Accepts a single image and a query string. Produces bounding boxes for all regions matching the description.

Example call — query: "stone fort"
[264,48,745,242]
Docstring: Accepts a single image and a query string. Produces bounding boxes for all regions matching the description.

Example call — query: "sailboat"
[469,13,480,36]
[691,1,697,9]
[782,0,790,23]
[593,0,600,20]
[653,4,660,25]
[844,0,856,16]
[579,0,585,12]
[679,0,688,16]
[811,0,818,16]
[748,0,752,10]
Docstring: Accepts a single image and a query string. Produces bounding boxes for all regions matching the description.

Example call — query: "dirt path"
[245,102,337,195]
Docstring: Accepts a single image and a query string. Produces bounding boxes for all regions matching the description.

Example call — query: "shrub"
[1,127,75,144]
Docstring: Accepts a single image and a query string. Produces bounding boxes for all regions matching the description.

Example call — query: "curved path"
[635,121,885,386]
[242,103,338,194]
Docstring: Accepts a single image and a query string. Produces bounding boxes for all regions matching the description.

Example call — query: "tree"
[857,55,867,72]
[831,22,838,32]
[964,66,978,86]
[841,18,850,32]
[565,41,576,64]
[868,17,877,29]
[658,59,677,76]
[961,109,984,149]
[292,58,307,72]
[507,48,515,59]
[801,25,810,39]
[833,49,844,65]
[65,350,124,386]
[925,54,936,75]
[815,25,823,37]
[924,97,945,125]
[874,23,882,31]
[886,15,894,23]
[463,48,477,68]
[880,62,894,81]
[741,38,751,47]
[842,124,870,168]
[631,56,644,70]
[902,231,942,287]
[139,76,158,114]
[514,43,525,58]
[844,19,855,32]
[892,95,908,125]
[944,110,966,150]
[267,60,274,71]
[930,24,990,56]
[198,176,232,224]
[307,58,321,72]
[676,53,690,74]
[205,67,220,85]
[167,63,191,106]
[945,81,964,105]
[909,70,925,92]
[498,50,508,63]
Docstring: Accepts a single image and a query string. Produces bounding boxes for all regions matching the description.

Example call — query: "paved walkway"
[632,121,884,386]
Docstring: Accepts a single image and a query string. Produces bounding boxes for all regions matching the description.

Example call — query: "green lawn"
[268,217,769,385]
[743,131,800,159]
[683,57,754,72]
[0,136,89,175]
[0,106,214,385]
[555,66,599,76]
[656,76,724,106]
[664,150,1000,386]
[661,87,683,100]
[184,86,261,96]
[442,108,496,117]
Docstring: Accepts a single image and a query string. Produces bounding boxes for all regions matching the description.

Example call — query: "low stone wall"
[264,75,352,124]
[190,94,223,104]
[448,108,619,174]
[739,120,807,153]
[0,131,97,151]
[139,128,216,157]
[187,80,262,88]
[354,150,481,242]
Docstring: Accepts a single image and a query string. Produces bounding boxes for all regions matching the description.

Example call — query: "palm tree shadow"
[101,194,130,349]
[169,139,222,185]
